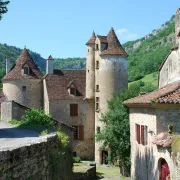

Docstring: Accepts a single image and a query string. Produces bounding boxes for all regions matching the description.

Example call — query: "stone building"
[124,8,180,180]
[1,27,128,161]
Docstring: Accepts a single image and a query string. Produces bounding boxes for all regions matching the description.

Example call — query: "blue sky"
[0,0,179,58]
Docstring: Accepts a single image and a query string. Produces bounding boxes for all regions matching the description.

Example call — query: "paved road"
[0,121,43,150]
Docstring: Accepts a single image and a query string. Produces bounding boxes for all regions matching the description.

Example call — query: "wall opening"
[158,158,170,180]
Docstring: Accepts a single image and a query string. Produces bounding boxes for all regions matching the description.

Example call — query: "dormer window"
[23,64,29,75]
[70,87,76,95]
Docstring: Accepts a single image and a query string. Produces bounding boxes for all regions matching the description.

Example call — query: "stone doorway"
[159,158,170,180]
[101,150,108,164]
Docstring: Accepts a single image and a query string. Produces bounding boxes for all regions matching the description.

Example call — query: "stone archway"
[158,158,170,180]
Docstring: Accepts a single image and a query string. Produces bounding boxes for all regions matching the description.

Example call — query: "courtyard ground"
[73,161,131,180]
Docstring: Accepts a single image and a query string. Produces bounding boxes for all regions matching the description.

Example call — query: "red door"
[161,162,170,180]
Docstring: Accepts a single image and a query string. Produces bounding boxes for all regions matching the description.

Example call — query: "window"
[96,61,99,69]
[136,124,148,145]
[70,104,78,116]
[97,126,100,134]
[96,85,99,92]
[72,125,84,140]
[73,126,78,140]
[23,66,29,75]
[96,44,99,50]
[96,97,99,111]
[70,87,76,95]
[22,86,26,92]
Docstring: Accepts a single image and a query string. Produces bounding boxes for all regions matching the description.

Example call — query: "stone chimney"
[46,55,54,74]
[6,56,11,74]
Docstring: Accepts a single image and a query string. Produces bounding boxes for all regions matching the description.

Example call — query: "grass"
[73,162,124,179]
[129,72,158,87]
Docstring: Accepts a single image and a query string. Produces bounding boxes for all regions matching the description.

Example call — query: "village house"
[0,27,128,162]
[124,8,180,180]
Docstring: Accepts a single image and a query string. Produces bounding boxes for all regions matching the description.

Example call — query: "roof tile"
[45,70,86,100]
[2,48,43,80]
[100,27,128,57]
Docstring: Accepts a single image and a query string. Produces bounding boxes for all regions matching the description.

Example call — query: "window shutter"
[141,125,145,145]
[70,104,78,116]
[144,126,148,145]
[136,124,140,144]
[79,125,84,141]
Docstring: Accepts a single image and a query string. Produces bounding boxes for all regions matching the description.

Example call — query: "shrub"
[73,156,81,163]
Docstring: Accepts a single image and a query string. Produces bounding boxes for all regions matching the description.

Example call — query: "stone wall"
[0,134,73,180]
[1,100,29,122]
[49,99,95,159]
[3,79,43,109]
[159,50,180,88]
[129,107,180,180]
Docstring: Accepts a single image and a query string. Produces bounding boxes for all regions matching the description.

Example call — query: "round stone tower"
[95,27,128,163]
[2,48,43,109]
[85,32,96,99]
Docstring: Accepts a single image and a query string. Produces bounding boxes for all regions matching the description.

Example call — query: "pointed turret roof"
[86,31,96,45]
[3,48,43,80]
[101,27,128,57]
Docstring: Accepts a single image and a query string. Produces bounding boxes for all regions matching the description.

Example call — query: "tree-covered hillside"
[0,14,176,89]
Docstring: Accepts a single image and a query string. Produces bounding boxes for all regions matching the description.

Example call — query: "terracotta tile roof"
[100,27,128,57]
[86,32,96,45]
[97,35,108,43]
[152,132,173,147]
[45,70,86,100]
[2,48,43,80]
[124,81,180,106]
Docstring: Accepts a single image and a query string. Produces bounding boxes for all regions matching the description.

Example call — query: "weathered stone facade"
[0,134,73,180]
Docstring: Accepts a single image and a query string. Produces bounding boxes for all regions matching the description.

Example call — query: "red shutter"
[136,124,140,144]
[141,125,145,145]
[79,125,84,141]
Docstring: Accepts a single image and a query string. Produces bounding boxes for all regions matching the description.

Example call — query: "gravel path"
[0,121,43,150]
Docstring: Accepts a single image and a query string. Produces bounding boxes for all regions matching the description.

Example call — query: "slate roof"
[44,70,86,100]
[100,27,128,57]
[124,81,180,106]
[86,32,96,45]
[2,48,43,80]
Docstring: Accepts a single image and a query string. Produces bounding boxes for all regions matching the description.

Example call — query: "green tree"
[96,86,140,176]
[0,0,10,20]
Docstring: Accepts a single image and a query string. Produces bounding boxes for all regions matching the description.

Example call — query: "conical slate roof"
[101,27,128,57]
[3,48,43,80]
[86,31,96,45]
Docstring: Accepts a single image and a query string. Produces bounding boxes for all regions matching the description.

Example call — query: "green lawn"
[73,162,123,178]
[129,72,158,87]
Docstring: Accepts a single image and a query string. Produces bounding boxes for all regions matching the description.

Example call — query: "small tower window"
[97,126,100,134]
[96,61,99,69]
[96,97,99,111]
[96,44,99,50]
[22,86,26,92]
[96,85,99,92]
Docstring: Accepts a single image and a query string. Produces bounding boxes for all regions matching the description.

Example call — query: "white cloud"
[116,28,139,41]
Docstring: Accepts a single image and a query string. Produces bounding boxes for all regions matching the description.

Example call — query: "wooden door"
[161,162,170,180]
